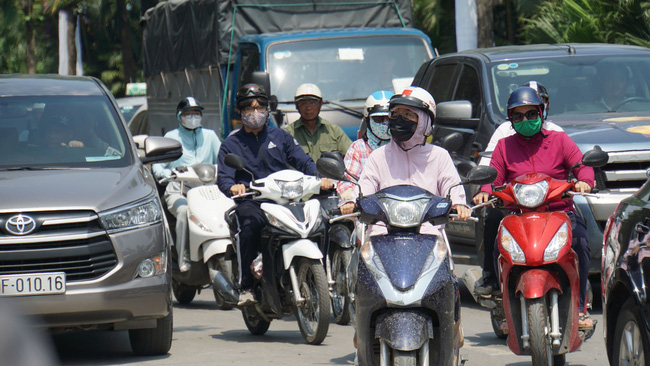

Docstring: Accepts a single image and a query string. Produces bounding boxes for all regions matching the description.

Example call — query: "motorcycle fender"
[201,239,233,263]
[330,224,353,248]
[281,239,322,269]
[375,310,433,351]
[515,269,561,299]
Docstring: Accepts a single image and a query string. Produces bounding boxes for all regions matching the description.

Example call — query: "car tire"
[612,298,650,366]
[129,309,173,356]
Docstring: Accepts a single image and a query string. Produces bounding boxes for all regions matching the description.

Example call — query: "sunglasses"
[241,106,267,114]
[389,108,418,123]
[370,115,388,124]
[510,109,539,123]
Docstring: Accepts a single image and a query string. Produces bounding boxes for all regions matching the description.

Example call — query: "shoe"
[180,262,191,273]
[475,276,499,297]
[237,289,257,306]
[578,312,595,331]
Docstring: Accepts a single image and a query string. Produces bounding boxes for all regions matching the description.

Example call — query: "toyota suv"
[0,74,182,356]
[413,43,650,274]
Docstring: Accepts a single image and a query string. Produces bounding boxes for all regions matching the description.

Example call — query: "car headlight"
[100,196,162,233]
[543,222,569,261]
[513,180,549,208]
[378,197,429,228]
[417,237,447,280]
[275,178,303,199]
[263,211,298,235]
[360,240,388,282]
[500,227,525,263]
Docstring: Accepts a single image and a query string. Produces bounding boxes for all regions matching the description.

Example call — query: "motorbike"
[463,146,609,366]
[317,155,497,366]
[159,163,237,309]
[212,153,331,345]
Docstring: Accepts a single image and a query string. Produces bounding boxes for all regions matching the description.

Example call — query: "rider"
[283,83,352,162]
[152,97,222,273]
[217,83,332,306]
[337,90,393,201]
[340,86,470,354]
[476,81,563,294]
[472,86,595,330]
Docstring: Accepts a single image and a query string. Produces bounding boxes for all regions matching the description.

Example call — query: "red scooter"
[465,147,608,366]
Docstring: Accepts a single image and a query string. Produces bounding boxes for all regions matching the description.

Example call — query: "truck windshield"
[268,35,432,104]
[489,55,650,121]
[0,96,131,169]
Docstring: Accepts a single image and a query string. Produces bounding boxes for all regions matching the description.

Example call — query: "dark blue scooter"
[317,156,496,366]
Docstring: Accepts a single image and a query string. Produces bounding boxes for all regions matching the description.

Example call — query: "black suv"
[602,169,650,365]
[412,43,650,273]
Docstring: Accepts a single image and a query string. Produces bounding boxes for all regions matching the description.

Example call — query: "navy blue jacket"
[217,125,318,195]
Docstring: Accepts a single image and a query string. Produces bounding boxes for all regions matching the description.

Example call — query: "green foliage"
[412,0,456,54]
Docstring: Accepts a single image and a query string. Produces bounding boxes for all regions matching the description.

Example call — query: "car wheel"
[129,309,173,356]
[612,298,649,366]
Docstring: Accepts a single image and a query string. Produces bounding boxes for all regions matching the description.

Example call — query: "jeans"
[235,200,267,289]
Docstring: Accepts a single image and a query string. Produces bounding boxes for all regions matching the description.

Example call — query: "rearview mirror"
[436,132,464,152]
[224,153,246,170]
[463,165,497,186]
[317,157,348,181]
[581,145,609,168]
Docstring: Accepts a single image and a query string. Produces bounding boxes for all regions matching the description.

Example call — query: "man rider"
[152,97,222,272]
[283,83,352,162]
[217,83,332,306]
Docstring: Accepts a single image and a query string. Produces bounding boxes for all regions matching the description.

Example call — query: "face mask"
[513,116,542,137]
[241,110,269,129]
[388,116,417,142]
[181,115,202,130]
[369,119,391,140]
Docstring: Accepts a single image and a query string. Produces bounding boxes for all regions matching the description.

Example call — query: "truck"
[140,0,434,139]
[411,43,650,275]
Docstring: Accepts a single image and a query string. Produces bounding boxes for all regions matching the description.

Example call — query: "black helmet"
[521,81,549,101]
[177,97,204,114]
[507,86,545,120]
[236,83,268,105]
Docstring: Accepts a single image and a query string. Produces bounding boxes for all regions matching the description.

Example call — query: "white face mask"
[181,115,202,130]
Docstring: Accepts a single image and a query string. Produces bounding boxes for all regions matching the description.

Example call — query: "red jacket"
[480,129,594,212]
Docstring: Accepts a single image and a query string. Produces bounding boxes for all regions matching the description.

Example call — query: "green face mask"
[513,116,542,137]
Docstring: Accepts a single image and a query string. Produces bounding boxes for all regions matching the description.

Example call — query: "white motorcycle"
[213,153,331,345]
[160,163,237,309]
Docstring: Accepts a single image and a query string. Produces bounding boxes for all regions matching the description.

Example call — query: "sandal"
[578,312,596,331]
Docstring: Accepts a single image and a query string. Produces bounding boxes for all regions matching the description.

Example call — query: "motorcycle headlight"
[359,240,388,282]
[275,178,303,200]
[100,196,162,233]
[263,211,298,235]
[500,227,526,263]
[513,180,549,208]
[543,222,569,261]
[378,197,429,228]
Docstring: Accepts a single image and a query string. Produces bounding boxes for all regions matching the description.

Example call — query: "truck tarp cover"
[144,0,413,76]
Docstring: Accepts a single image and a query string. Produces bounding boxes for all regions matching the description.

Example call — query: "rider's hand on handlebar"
[472,192,490,205]
[452,205,471,221]
[320,177,334,190]
[340,202,356,215]
[573,180,591,195]
[230,184,247,196]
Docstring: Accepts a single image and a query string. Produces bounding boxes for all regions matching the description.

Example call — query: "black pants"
[235,200,267,289]
[484,209,591,311]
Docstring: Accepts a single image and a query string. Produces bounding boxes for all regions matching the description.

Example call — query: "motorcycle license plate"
[0,272,66,296]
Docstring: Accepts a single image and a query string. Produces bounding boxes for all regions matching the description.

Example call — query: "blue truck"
[140,0,434,140]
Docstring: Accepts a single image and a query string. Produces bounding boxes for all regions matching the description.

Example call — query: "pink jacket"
[481,129,594,212]
[355,140,467,237]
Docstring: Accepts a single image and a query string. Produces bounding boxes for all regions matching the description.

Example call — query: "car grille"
[595,150,650,191]
[0,211,117,282]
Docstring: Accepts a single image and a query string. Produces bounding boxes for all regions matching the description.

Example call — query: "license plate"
[0,272,66,296]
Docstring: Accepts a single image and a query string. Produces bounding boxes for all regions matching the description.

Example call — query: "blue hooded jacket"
[152,125,222,179]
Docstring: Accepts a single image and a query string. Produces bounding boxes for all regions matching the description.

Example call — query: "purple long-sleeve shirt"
[481,129,594,212]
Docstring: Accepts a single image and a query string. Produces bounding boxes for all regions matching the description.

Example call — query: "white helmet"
[389,86,437,121]
[294,83,322,101]
[364,90,394,118]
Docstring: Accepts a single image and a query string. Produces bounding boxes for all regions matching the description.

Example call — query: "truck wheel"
[172,279,196,304]
[129,310,173,356]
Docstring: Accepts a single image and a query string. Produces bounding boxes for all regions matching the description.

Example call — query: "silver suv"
[0,74,182,356]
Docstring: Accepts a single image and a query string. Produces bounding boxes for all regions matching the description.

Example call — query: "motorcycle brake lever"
[329,212,360,224]
[231,191,257,199]
[449,214,480,222]
[567,191,601,199]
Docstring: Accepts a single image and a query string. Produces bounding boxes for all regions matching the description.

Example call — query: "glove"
[176,165,188,173]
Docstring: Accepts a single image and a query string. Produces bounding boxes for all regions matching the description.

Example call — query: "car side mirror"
[436,101,480,129]
[140,136,183,164]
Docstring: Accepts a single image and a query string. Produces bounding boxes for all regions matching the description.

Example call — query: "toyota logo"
[6,214,36,235]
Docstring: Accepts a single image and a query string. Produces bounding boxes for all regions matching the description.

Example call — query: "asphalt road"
[53,264,609,365]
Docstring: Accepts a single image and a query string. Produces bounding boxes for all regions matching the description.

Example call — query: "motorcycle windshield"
[370,233,436,291]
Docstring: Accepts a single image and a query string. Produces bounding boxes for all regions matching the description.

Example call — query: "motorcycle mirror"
[269,95,278,111]
[581,145,609,168]
[224,153,247,170]
[193,163,217,183]
[436,132,464,152]
[317,157,348,181]
[463,165,498,186]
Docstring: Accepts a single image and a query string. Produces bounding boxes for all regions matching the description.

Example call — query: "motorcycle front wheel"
[527,297,552,366]
[293,258,330,345]
[331,248,352,325]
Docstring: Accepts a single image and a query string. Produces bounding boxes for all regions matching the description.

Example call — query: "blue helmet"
[364,90,394,118]
[506,86,545,121]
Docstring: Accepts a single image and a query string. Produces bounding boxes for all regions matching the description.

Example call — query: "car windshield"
[0,95,131,169]
[489,54,650,121]
[268,35,432,104]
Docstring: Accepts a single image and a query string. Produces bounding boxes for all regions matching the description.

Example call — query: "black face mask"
[388,116,417,142]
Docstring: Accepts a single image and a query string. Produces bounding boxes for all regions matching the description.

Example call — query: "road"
[54,264,608,365]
